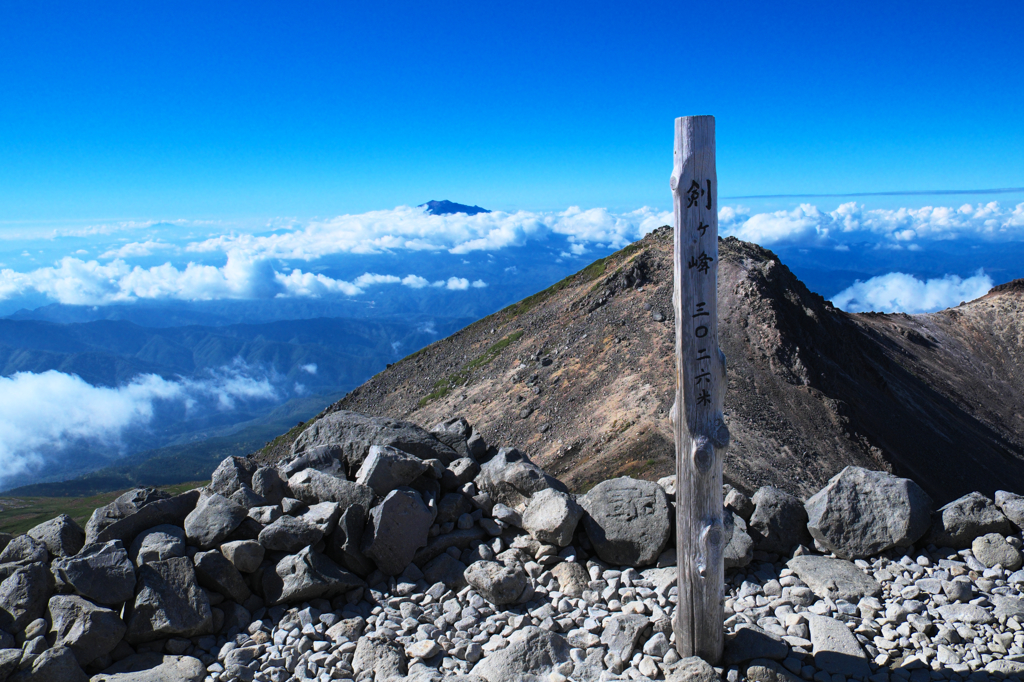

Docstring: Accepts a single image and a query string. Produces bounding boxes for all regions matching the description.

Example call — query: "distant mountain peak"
[420,200,491,216]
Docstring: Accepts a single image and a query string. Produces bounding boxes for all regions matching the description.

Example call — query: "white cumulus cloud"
[832,269,994,314]
[0,364,281,488]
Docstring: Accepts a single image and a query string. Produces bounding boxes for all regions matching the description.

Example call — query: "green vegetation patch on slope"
[419,330,524,407]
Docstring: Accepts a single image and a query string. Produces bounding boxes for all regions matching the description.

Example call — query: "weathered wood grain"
[671,115,728,662]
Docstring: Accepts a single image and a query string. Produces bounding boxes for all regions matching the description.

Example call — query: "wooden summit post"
[671,115,729,662]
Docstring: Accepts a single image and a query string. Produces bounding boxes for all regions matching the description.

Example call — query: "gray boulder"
[469,626,570,682]
[262,547,365,605]
[666,657,721,682]
[464,560,528,605]
[724,510,754,569]
[258,515,324,553]
[287,469,376,509]
[48,594,126,666]
[300,502,341,535]
[550,561,589,598]
[0,562,52,633]
[972,532,1023,570]
[580,477,670,567]
[352,636,408,680]
[928,491,1011,549]
[442,458,481,493]
[786,555,882,602]
[724,486,754,521]
[287,409,457,477]
[27,514,84,558]
[355,445,429,496]
[51,540,135,605]
[0,650,19,681]
[437,493,474,525]
[723,624,789,665]
[474,448,567,512]
[89,653,205,682]
[422,553,467,589]
[209,456,258,498]
[431,417,473,460]
[7,645,86,682]
[326,505,374,577]
[85,489,200,547]
[362,488,433,576]
[748,486,812,555]
[129,525,186,566]
[0,535,47,565]
[219,540,264,574]
[806,614,871,678]
[192,551,251,603]
[183,494,248,550]
[996,490,1024,529]
[251,466,289,506]
[804,466,933,559]
[522,488,583,547]
[228,486,267,509]
[600,613,650,661]
[125,557,213,643]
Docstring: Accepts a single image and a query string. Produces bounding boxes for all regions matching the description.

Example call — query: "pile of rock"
[3,409,1024,682]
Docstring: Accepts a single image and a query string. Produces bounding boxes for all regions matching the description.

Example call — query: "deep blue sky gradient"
[2,1,1022,222]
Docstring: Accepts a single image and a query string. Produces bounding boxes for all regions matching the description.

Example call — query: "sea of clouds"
[2,201,1022,313]
[0,361,284,489]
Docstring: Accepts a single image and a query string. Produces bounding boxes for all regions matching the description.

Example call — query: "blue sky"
[2,1,1022,220]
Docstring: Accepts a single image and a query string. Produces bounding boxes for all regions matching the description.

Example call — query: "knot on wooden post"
[671,114,727,664]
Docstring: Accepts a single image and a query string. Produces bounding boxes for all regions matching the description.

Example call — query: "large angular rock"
[326,505,374,577]
[464,561,528,605]
[724,510,754,569]
[469,626,570,682]
[287,469,376,510]
[522,489,583,547]
[262,547,365,605]
[0,535,47,565]
[89,653,205,682]
[474,448,567,512]
[786,555,882,602]
[125,557,212,643]
[192,551,251,603]
[972,532,1023,569]
[928,492,1011,549]
[48,594,126,666]
[804,466,933,559]
[0,562,52,633]
[7,645,87,682]
[748,486,812,555]
[27,514,85,558]
[600,613,650,661]
[129,525,186,566]
[806,614,871,678]
[352,636,408,680]
[362,488,433,576]
[219,540,264,574]
[251,466,289,506]
[288,409,457,477]
[209,456,258,498]
[51,540,135,606]
[580,477,670,567]
[431,417,473,460]
[723,625,789,665]
[422,553,467,590]
[300,502,341,535]
[441,457,481,493]
[996,490,1024,530]
[258,515,324,553]
[86,489,200,547]
[183,494,247,550]
[355,445,429,496]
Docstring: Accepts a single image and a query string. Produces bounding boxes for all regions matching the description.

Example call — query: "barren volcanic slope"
[258,227,1024,505]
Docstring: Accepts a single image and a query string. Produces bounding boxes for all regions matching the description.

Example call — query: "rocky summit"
[6,413,1024,682]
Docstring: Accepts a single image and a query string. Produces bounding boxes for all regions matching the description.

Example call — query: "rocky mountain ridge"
[5,411,1024,681]
[284,228,1024,505]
